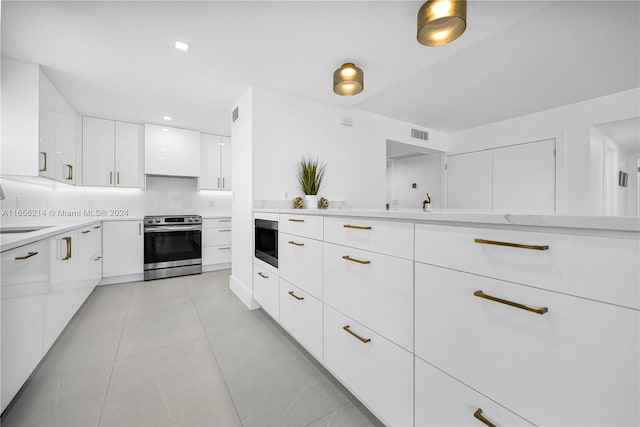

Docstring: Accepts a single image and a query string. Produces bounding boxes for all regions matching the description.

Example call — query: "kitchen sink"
[0,226,53,234]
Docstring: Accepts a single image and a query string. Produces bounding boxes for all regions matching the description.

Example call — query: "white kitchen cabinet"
[279,214,323,240]
[102,221,143,278]
[78,224,102,305]
[279,279,323,361]
[1,240,48,411]
[253,259,279,321]
[415,357,534,427]
[202,217,232,271]
[83,117,144,188]
[278,233,323,299]
[220,136,232,189]
[446,150,493,210]
[145,124,200,177]
[45,230,79,352]
[200,134,232,190]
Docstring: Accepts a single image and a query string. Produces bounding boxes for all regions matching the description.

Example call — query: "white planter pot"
[304,195,318,209]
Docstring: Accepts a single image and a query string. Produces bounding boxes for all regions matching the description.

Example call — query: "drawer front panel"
[203,245,232,265]
[279,279,323,360]
[279,214,323,240]
[324,304,413,427]
[415,262,640,426]
[1,240,49,298]
[204,227,232,246]
[415,224,640,309]
[324,242,413,351]
[278,233,323,299]
[415,357,534,427]
[324,217,413,259]
[203,218,231,229]
[253,261,279,321]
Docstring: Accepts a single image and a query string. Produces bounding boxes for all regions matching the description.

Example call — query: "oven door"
[144,225,202,269]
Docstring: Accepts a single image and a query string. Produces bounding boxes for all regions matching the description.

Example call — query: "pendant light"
[417,0,467,46]
[333,63,364,96]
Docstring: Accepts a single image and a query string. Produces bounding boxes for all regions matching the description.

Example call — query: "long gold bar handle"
[219,229,231,232]
[93,226,101,229]
[219,219,231,222]
[65,164,73,180]
[473,409,496,427]
[288,218,305,222]
[342,255,370,265]
[217,177,221,188]
[219,247,231,250]
[62,237,72,260]
[288,291,304,301]
[109,171,113,184]
[343,325,371,343]
[258,272,269,279]
[82,230,91,234]
[474,238,549,251]
[39,152,47,172]
[93,256,102,261]
[343,224,372,230]
[222,178,225,188]
[15,251,38,260]
[289,241,304,246]
[117,172,120,185]
[474,290,548,315]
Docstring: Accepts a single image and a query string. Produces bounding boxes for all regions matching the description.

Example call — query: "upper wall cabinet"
[83,117,144,188]
[145,124,200,177]
[0,58,79,184]
[200,134,232,190]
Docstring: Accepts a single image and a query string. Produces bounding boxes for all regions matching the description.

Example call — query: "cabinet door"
[45,230,79,351]
[446,150,492,210]
[220,136,231,189]
[253,260,279,321]
[55,111,78,184]
[39,109,56,179]
[78,225,102,305]
[83,117,115,187]
[145,124,200,177]
[200,133,222,189]
[102,221,143,277]
[115,121,144,188]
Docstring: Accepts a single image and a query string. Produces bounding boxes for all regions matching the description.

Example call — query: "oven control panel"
[144,215,202,225]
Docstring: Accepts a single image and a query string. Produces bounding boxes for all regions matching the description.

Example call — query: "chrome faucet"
[422,193,431,211]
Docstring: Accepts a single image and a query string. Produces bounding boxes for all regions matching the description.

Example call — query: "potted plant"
[297,156,326,209]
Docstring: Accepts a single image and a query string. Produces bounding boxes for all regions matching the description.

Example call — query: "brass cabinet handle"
[15,251,38,260]
[342,255,370,265]
[474,290,548,315]
[139,223,141,235]
[117,171,120,185]
[65,164,73,180]
[93,226,101,229]
[39,152,47,172]
[473,409,496,427]
[219,229,231,232]
[288,218,305,222]
[219,219,231,222]
[217,177,221,188]
[93,256,102,261]
[223,178,225,188]
[62,236,72,260]
[81,230,91,234]
[109,171,113,184]
[343,224,372,230]
[474,238,549,251]
[288,291,304,301]
[343,325,371,343]
[258,272,269,279]
[288,240,304,246]
[219,247,231,250]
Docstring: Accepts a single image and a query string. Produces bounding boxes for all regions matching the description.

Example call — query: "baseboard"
[98,273,144,286]
[203,263,232,272]
[229,274,261,310]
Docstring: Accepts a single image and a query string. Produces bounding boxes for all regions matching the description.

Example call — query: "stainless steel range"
[143,215,202,280]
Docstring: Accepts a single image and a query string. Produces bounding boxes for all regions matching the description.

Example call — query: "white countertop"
[255,208,640,233]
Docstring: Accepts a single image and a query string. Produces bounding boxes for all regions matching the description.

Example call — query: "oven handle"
[144,226,202,233]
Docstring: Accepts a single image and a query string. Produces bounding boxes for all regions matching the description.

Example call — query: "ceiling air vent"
[232,107,239,123]
[411,128,429,141]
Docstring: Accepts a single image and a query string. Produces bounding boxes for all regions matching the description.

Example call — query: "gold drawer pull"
[474,290,548,315]
[117,171,120,185]
[219,219,231,222]
[93,226,101,229]
[342,255,370,265]
[288,291,304,301]
[93,256,102,261]
[343,325,371,343]
[219,229,231,232]
[343,224,372,230]
[65,164,73,180]
[219,247,231,250]
[62,236,72,260]
[474,238,549,251]
[473,409,496,427]
[15,251,38,260]
[39,152,47,172]
[258,272,269,279]
[288,218,305,222]
[288,240,304,246]
[82,230,91,234]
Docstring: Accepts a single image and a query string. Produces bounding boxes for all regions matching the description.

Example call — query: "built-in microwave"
[255,219,278,268]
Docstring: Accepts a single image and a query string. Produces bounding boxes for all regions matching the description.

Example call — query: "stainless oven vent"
[232,107,239,123]
[411,128,429,141]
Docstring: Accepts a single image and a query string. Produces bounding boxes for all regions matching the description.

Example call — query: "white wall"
[448,88,640,215]
[389,154,442,209]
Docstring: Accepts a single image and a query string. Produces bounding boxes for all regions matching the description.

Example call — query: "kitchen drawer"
[203,244,232,265]
[415,223,640,309]
[1,239,49,298]
[415,262,640,426]
[324,216,413,259]
[279,214,323,240]
[324,304,413,427]
[253,259,279,321]
[203,227,232,246]
[203,217,231,229]
[415,357,534,427]
[323,242,413,351]
[278,233,322,299]
[279,279,323,360]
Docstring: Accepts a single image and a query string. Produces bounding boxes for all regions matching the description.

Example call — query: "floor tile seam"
[202,315,270,339]
[113,334,210,363]
[303,402,347,427]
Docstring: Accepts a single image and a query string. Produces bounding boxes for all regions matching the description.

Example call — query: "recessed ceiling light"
[163,116,172,121]
[174,41,191,52]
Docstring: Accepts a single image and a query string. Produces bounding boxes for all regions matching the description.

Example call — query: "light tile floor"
[1,270,383,427]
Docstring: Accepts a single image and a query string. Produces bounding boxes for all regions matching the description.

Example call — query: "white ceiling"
[595,117,640,154]
[2,1,638,136]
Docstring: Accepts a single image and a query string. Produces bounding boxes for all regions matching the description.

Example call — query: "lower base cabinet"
[323,304,413,427]
[415,357,533,427]
[253,259,279,321]
[279,279,323,361]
